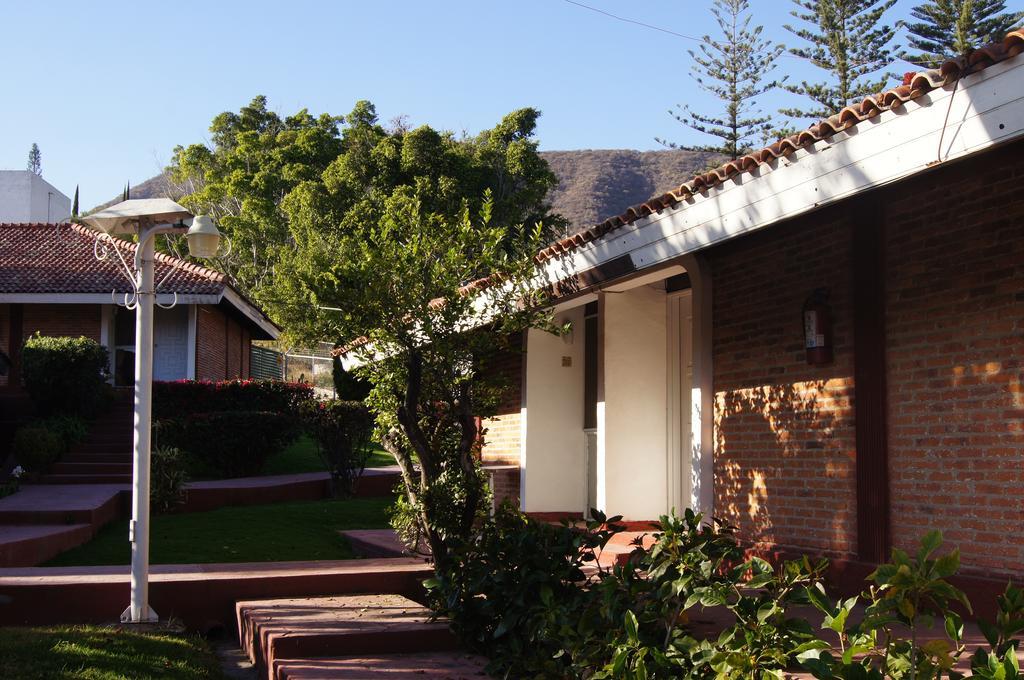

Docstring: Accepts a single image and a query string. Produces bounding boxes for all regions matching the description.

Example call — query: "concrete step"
[0,524,94,567]
[50,462,132,475]
[0,484,124,527]
[274,653,489,679]
[75,442,132,454]
[38,473,133,485]
[237,594,458,680]
[61,453,133,464]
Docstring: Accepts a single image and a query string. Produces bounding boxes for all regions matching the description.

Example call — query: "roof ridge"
[536,27,1024,263]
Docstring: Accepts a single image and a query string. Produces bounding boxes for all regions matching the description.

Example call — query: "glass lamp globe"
[185,215,221,258]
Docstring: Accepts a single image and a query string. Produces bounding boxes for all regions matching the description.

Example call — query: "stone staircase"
[235,593,487,680]
[40,398,134,485]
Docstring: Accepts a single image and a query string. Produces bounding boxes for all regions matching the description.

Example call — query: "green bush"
[302,400,374,496]
[12,426,64,475]
[152,379,313,419]
[45,415,88,451]
[151,446,189,513]
[158,411,301,479]
[432,510,1024,680]
[21,334,109,416]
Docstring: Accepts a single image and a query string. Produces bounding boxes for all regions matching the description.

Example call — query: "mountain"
[95,149,715,231]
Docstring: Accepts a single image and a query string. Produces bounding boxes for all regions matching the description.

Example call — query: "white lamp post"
[81,199,223,623]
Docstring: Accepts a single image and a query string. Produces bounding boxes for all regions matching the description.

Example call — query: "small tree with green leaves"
[905,0,1023,68]
[275,190,556,569]
[782,0,901,121]
[658,0,785,159]
[27,143,42,175]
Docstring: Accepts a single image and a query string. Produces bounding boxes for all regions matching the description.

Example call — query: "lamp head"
[185,215,221,258]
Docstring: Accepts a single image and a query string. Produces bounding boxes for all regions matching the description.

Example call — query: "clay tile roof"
[0,222,226,295]
[535,27,1024,264]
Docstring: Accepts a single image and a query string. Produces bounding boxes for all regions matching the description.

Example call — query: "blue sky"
[2,0,1018,208]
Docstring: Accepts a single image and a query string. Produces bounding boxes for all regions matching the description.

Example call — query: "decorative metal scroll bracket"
[93,230,190,311]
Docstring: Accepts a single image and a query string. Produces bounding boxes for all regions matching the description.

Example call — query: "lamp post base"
[120,605,159,624]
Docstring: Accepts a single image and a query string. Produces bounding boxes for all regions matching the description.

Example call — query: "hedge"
[152,379,313,419]
[157,410,302,478]
[21,334,109,416]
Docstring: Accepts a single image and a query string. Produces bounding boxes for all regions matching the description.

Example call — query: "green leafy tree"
[782,0,901,121]
[276,190,557,568]
[657,0,785,159]
[905,0,1023,67]
[27,143,41,175]
[170,97,564,305]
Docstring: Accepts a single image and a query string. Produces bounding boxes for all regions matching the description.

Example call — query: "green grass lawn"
[0,625,223,679]
[262,435,395,476]
[45,496,394,567]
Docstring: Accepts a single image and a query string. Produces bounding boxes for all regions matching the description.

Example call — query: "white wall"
[600,285,669,519]
[0,171,71,223]
[521,306,586,513]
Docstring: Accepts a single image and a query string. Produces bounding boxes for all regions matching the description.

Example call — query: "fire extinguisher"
[803,288,833,366]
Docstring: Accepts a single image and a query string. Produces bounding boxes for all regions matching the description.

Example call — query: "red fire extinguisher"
[803,288,833,366]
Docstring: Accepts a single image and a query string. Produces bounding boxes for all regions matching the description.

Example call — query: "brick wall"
[22,304,101,342]
[706,141,1024,579]
[487,465,521,510]
[884,143,1024,580]
[196,305,226,380]
[1,303,102,388]
[480,335,523,465]
[709,206,859,560]
[196,304,255,381]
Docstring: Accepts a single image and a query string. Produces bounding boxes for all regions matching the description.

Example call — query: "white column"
[520,306,586,514]
[600,285,668,520]
[123,228,158,624]
[680,254,714,517]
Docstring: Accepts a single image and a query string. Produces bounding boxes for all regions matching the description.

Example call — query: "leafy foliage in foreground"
[432,509,1024,679]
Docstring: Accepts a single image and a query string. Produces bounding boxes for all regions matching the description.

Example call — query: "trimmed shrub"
[12,426,64,475]
[303,400,374,496]
[152,379,313,419]
[158,411,301,478]
[21,334,109,416]
[151,446,189,513]
[45,415,88,451]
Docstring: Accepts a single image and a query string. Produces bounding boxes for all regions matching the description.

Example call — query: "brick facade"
[707,141,1024,579]
[709,208,859,560]
[883,144,1024,580]
[195,304,253,381]
[480,335,524,465]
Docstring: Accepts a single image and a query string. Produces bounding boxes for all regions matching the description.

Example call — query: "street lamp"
[81,199,223,623]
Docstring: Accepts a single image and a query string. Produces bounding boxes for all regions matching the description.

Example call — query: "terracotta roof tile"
[536,28,1024,264]
[0,222,226,296]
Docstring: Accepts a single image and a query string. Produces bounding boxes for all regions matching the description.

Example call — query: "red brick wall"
[488,465,521,510]
[884,144,1024,580]
[480,335,524,465]
[22,304,101,342]
[709,208,858,560]
[194,305,253,381]
[706,141,1024,579]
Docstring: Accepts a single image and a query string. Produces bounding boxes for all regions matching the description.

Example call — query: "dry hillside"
[97,149,716,231]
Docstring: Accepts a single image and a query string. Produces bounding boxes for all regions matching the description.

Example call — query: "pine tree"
[906,0,1023,67]
[782,0,900,121]
[72,185,80,217]
[658,0,785,159]
[27,143,42,175]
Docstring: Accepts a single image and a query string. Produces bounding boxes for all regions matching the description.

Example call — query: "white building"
[0,171,72,224]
